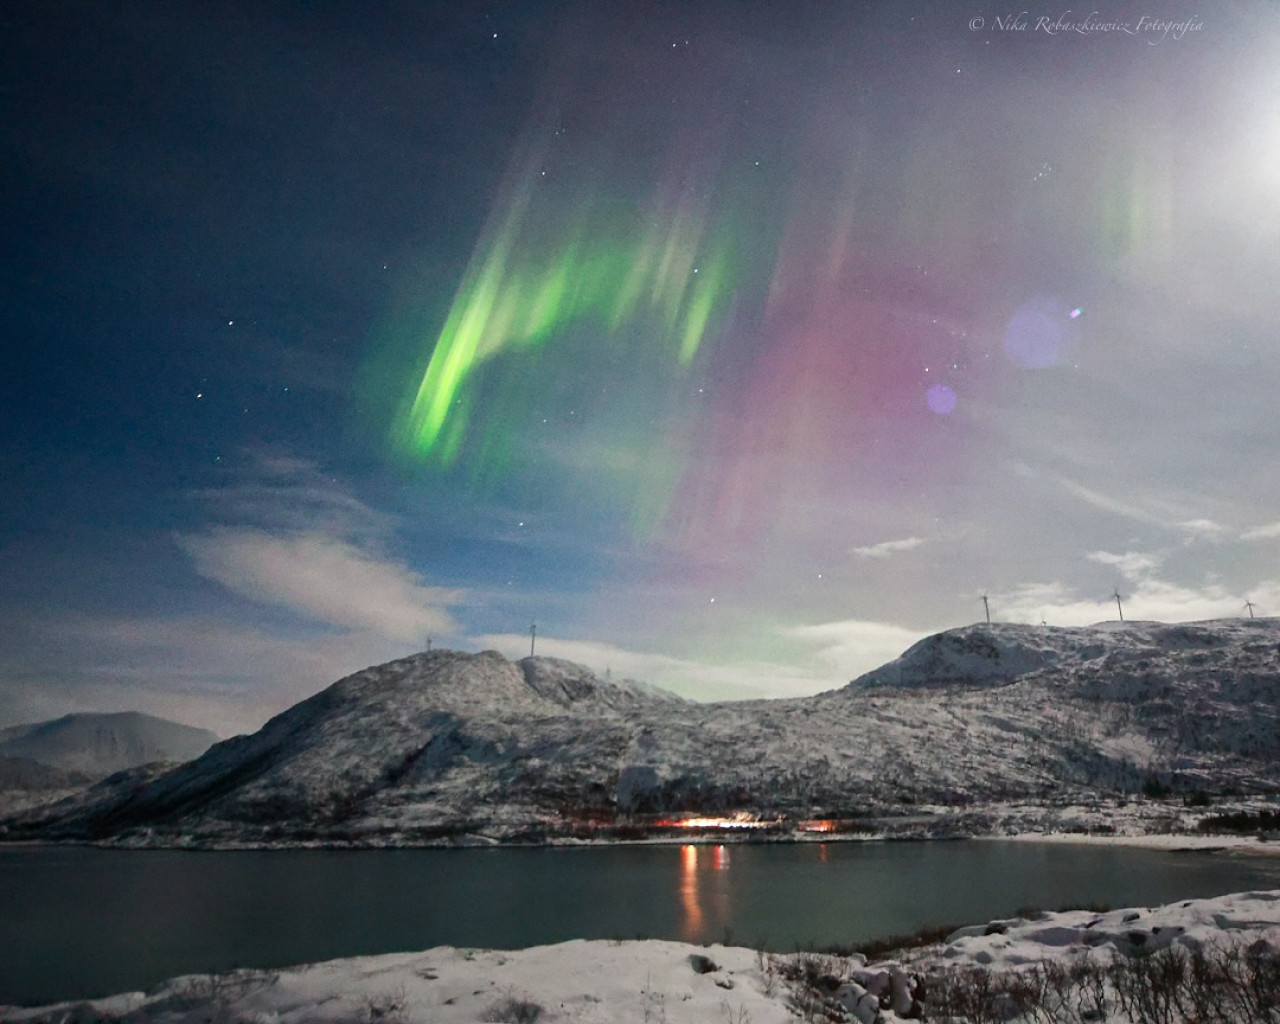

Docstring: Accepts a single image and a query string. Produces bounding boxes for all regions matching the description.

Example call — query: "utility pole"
[980,594,990,624]
[426,637,432,651]
[1114,589,1124,622]
[529,621,537,657]
[1245,600,1256,620]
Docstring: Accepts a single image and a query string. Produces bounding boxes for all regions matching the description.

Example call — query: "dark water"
[5,840,1280,1005]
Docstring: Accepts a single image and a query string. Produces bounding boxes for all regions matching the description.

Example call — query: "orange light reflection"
[680,844,702,940]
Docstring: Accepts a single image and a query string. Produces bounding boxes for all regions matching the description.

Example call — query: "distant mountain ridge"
[0,712,219,776]
[6,619,1279,846]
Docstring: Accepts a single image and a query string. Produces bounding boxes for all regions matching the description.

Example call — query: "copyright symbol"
[969,16,985,30]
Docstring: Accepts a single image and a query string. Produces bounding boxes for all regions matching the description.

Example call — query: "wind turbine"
[980,593,991,624]
[530,621,537,657]
[1245,600,1256,620]
[1113,589,1125,622]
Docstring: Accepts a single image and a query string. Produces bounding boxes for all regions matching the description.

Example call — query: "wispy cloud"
[481,627,808,701]
[1243,521,1280,541]
[0,612,421,736]
[189,450,393,544]
[994,580,1136,626]
[180,528,460,642]
[1086,549,1162,582]
[1048,474,1230,543]
[1052,476,1169,527]
[473,631,837,700]
[781,619,928,679]
[476,617,928,700]
[179,452,465,644]
[1179,518,1228,540]
[850,536,925,559]
[992,573,1280,628]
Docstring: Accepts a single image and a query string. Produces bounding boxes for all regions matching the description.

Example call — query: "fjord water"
[6,841,1280,1005]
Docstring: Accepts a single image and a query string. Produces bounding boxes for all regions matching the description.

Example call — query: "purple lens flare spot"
[926,383,957,415]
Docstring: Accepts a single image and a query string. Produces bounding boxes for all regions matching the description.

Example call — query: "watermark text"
[968,11,1205,43]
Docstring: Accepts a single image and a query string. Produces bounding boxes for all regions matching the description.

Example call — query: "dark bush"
[818,922,960,961]
[1198,809,1280,834]
[919,938,1280,1024]
[484,996,543,1023]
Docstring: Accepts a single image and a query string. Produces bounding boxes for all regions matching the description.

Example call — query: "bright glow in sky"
[3,2,1280,736]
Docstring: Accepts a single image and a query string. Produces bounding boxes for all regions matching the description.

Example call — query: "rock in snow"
[4,618,1280,846]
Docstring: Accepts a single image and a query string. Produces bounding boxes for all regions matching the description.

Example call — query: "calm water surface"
[5,840,1280,1005]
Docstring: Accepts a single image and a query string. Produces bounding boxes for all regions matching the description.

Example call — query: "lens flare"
[1002,296,1079,369]
[926,383,957,415]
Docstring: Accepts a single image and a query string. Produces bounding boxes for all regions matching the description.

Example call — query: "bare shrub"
[720,998,752,1024]
[152,969,278,1023]
[641,971,666,1024]
[757,951,780,998]
[365,982,409,1023]
[820,922,960,961]
[919,937,1280,1024]
[484,993,543,1024]
[775,953,856,1022]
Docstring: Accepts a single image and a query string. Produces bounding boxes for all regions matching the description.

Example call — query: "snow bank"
[934,890,1280,971]
[2,941,795,1024]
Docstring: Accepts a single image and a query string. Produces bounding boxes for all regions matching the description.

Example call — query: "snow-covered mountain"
[0,712,218,776]
[6,620,1279,846]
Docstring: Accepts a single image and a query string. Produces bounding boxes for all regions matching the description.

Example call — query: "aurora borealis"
[4,1,1280,735]
[399,163,737,461]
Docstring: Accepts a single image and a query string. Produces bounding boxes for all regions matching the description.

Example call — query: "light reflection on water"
[6,842,1280,1006]
[679,844,734,941]
[680,844,702,938]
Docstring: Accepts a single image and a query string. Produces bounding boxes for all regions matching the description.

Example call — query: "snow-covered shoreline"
[7,799,1280,852]
[8,890,1280,1022]
[994,831,1280,854]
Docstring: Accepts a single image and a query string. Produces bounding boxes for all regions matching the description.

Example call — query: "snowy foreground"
[9,890,1280,1023]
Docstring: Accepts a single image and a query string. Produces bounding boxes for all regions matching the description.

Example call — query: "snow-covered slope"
[0,712,218,776]
[7,620,1279,846]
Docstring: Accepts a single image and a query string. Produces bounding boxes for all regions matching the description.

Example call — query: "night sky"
[3,1,1279,736]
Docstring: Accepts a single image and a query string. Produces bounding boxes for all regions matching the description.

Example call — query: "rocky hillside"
[0,756,96,817]
[0,712,219,776]
[5,620,1279,846]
